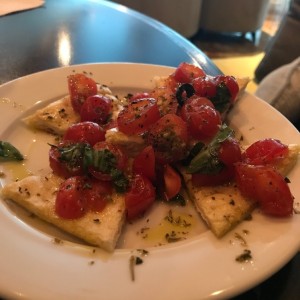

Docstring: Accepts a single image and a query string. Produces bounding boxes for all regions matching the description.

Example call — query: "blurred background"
[112,0,291,94]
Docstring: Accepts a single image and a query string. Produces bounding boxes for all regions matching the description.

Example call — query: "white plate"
[0,63,299,300]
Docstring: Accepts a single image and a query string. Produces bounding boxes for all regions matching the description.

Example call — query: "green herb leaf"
[110,168,129,193]
[51,143,129,192]
[187,124,234,174]
[0,141,24,161]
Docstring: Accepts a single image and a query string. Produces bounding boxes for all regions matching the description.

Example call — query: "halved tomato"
[80,94,113,125]
[235,163,294,217]
[125,174,156,220]
[55,176,87,219]
[146,114,188,163]
[163,164,181,199]
[242,138,289,166]
[63,121,105,146]
[68,73,97,113]
[132,145,156,182]
[173,62,206,83]
[117,98,160,135]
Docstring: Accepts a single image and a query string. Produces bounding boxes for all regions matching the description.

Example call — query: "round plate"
[0,63,299,300]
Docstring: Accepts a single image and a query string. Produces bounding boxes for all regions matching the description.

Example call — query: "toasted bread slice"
[24,85,118,136]
[24,96,80,135]
[1,174,125,252]
[181,144,299,238]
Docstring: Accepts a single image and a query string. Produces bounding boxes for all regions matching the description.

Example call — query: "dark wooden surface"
[0,0,299,299]
[0,0,221,85]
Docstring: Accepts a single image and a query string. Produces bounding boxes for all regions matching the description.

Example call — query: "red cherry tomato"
[55,176,87,219]
[117,98,160,135]
[242,138,289,166]
[63,121,105,146]
[68,73,98,113]
[132,145,156,182]
[186,105,222,142]
[218,138,242,167]
[146,114,188,163]
[80,95,113,125]
[235,163,293,217]
[180,95,214,121]
[49,141,84,178]
[89,141,128,181]
[192,76,217,98]
[214,75,239,102]
[83,178,112,212]
[173,62,206,83]
[125,174,156,220]
[163,164,181,199]
[192,166,235,186]
[128,92,151,102]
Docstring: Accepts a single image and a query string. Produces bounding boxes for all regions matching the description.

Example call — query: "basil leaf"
[186,124,234,174]
[0,141,24,161]
[181,142,205,166]
[51,142,129,192]
[110,168,129,193]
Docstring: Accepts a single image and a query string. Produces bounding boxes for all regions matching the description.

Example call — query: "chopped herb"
[235,249,252,263]
[129,255,144,281]
[165,231,185,243]
[53,238,63,245]
[49,143,129,192]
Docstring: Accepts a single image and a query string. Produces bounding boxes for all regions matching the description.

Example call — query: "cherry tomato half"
[146,114,188,163]
[63,121,105,146]
[192,76,217,98]
[125,174,156,220]
[185,105,221,142]
[80,94,113,125]
[180,95,214,121]
[117,98,160,135]
[173,62,206,83]
[132,145,156,182]
[242,138,289,166]
[163,164,181,199]
[218,138,242,167]
[68,73,98,113]
[55,176,87,219]
[83,178,112,213]
[235,163,293,217]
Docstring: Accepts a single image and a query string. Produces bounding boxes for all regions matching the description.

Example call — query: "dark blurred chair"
[199,0,271,42]
[255,0,300,82]
[113,0,203,37]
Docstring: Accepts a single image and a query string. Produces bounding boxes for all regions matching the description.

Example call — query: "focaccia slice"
[181,144,300,238]
[24,85,118,136]
[1,174,125,252]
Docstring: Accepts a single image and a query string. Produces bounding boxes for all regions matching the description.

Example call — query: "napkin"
[0,0,44,16]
